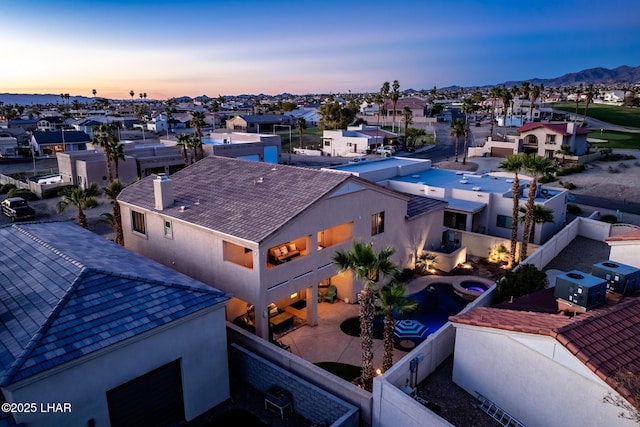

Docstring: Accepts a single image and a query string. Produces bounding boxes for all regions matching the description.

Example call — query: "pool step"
[475,392,525,427]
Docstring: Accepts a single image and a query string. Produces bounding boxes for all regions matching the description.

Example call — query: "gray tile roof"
[0,222,229,386]
[405,194,448,218]
[117,156,354,243]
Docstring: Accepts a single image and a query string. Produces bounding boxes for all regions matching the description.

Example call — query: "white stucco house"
[449,297,640,427]
[0,222,231,427]
[117,156,446,340]
[327,156,568,246]
[321,125,397,156]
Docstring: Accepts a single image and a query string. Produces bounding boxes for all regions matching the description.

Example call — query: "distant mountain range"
[1,65,638,105]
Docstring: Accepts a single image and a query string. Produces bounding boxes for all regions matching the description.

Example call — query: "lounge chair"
[321,285,337,303]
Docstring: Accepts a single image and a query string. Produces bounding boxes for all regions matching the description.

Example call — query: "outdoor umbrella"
[394,319,428,339]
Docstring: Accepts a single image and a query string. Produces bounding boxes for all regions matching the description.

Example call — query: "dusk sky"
[3,0,639,99]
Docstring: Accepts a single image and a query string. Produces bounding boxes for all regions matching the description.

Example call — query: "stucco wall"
[3,306,229,427]
[451,325,636,427]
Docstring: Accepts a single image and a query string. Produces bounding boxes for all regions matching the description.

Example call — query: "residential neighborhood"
[1,0,640,420]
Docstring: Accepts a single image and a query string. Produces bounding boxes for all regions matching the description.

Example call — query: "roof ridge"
[12,223,86,269]
[0,268,90,387]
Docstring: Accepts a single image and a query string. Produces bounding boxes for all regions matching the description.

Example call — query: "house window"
[346,142,353,147]
[371,212,385,236]
[164,220,173,239]
[324,141,331,147]
[131,210,146,235]
[545,134,556,144]
[496,215,512,229]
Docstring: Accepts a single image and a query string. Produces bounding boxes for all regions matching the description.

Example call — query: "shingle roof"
[117,156,354,243]
[0,222,229,386]
[238,115,291,124]
[405,194,447,218]
[450,298,640,404]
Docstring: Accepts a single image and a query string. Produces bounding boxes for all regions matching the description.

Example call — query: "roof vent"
[456,171,464,175]
[460,179,468,184]
[567,272,584,280]
[472,187,481,191]
[602,262,620,269]
[411,175,420,179]
[257,177,264,183]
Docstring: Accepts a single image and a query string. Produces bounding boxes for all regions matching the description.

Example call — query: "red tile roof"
[518,122,590,135]
[450,298,640,406]
[606,229,640,242]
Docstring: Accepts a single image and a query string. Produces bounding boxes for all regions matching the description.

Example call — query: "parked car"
[375,145,396,155]
[348,156,368,164]
[1,197,35,221]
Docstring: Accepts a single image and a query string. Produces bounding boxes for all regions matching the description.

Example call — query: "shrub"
[416,252,437,273]
[559,181,576,190]
[495,264,548,303]
[83,198,99,209]
[394,268,414,283]
[566,204,582,214]
[599,214,618,224]
[488,244,509,263]
[6,188,38,201]
[539,174,557,183]
[41,185,75,199]
[0,183,17,194]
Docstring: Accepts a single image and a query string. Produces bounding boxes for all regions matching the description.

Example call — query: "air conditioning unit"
[591,261,640,295]
[554,270,606,310]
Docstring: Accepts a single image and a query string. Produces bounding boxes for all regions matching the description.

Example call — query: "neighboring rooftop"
[0,222,229,386]
[450,297,640,405]
[518,122,590,135]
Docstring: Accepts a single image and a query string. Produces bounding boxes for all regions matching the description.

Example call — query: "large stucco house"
[0,222,230,427]
[118,156,446,340]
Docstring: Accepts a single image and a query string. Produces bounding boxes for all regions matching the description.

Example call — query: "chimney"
[154,173,174,211]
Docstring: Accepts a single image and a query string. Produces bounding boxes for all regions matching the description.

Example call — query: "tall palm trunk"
[489,98,496,138]
[520,177,537,260]
[113,201,124,246]
[359,284,375,392]
[382,310,395,372]
[509,176,520,268]
[78,206,88,229]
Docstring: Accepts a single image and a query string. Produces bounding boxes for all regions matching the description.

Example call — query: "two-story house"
[518,121,590,157]
[118,156,446,340]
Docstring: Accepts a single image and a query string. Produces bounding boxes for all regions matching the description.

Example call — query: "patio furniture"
[320,285,337,303]
[264,386,292,419]
[269,311,294,331]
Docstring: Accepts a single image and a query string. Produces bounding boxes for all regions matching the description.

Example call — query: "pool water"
[369,282,469,348]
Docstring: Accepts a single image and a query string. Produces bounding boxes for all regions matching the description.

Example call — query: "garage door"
[107,360,185,427]
[490,147,514,158]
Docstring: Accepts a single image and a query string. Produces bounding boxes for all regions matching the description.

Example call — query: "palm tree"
[390,80,400,133]
[461,97,477,165]
[103,179,125,245]
[499,154,526,268]
[176,133,191,166]
[332,241,398,392]
[519,204,554,244]
[56,183,100,229]
[488,86,501,138]
[520,155,556,260]
[129,90,134,102]
[377,283,417,372]
[401,106,413,151]
[529,84,542,122]
[295,117,307,149]
[520,82,530,123]
[583,84,597,122]
[450,118,465,162]
[572,84,583,119]
[500,86,513,129]
[92,124,118,182]
[380,82,390,127]
[190,111,206,160]
[110,142,126,180]
[92,89,97,97]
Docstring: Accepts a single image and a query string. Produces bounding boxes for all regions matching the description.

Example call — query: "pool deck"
[278,275,493,367]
